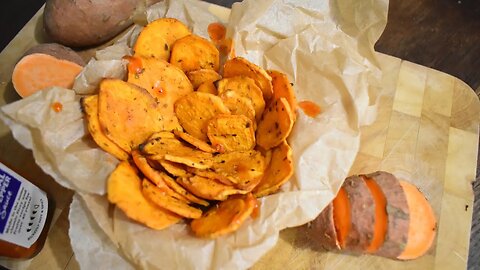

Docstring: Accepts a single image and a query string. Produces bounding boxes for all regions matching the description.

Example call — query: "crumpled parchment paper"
[0,0,388,269]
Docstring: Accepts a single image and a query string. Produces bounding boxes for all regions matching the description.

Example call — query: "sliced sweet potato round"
[98,79,177,153]
[220,91,256,125]
[363,176,388,254]
[196,81,218,94]
[158,160,189,177]
[217,76,265,121]
[268,70,297,114]
[338,175,376,253]
[308,203,341,250]
[177,175,247,201]
[364,171,410,258]
[174,130,216,153]
[107,161,181,230]
[187,69,222,89]
[256,98,294,150]
[142,179,202,219]
[223,57,273,100]
[134,18,191,61]
[81,95,129,161]
[126,56,193,113]
[174,92,230,140]
[170,35,220,72]
[190,193,256,238]
[397,180,436,260]
[207,114,256,152]
[253,141,293,197]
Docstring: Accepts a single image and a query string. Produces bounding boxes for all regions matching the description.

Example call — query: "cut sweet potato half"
[365,171,410,258]
[107,161,181,230]
[81,95,129,161]
[134,18,191,61]
[337,175,376,253]
[12,53,83,98]
[309,203,341,250]
[170,35,220,72]
[332,187,350,249]
[190,193,256,238]
[363,176,388,253]
[397,180,436,260]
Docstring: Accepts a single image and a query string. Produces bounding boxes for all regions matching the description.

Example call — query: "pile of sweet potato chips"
[81,18,298,238]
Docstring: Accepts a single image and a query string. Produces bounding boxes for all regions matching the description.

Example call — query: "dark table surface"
[1,0,479,269]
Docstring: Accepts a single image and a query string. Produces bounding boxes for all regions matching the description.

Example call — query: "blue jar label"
[0,163,48,248]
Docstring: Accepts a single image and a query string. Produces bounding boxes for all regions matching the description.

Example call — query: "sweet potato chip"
[177,175,248,201]
[223,57,273,100]
[81,95,129,160]
[163,153,213,170]
[174,130,216,153]
[174,92,230,140]
[158,160,189,177]
[148,131,176,140]
[217,76,265,121]
[170,35,220,72]
[142,179,202,219]
[187,69,222,89]
[253,141,294,197]
[132,150,188,202]
[134,18,191,61]
[107,161,181,230]
[268,70,297,114]
[186,168,236,186]
[98,79,178,153]
[196,82,217,95]
[256,98,294,150]
[126,56,193,114]
[190,193,256,238]
[219,90,256,124]
[207,114,256,152]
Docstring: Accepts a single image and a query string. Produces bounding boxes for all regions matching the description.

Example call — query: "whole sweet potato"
[43,0,161,47]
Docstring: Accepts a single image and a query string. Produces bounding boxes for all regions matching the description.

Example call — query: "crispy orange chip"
[174,92,230,140]
[170,35,220,72]
[220,91,256,125]
[98,79,177,153]
[81,95,129,160]
[190,193,257,238]
[223,57,273,100]
[134,18,191,61]
[217,76,265,121]
[158,160,189,177]
[196,81,218,95]
[142,179,202,219]
[187,69,222,89]
[256,98,294,150]
[207,114,256,152]
[253,141,294,197]
[268,70,297,114]
[174,130,216,153]
[177,175,247,201]
[107,161,181,230]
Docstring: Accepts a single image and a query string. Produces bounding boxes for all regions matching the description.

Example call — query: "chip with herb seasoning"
[170,34,220,72]
[256,98,294,150]
[207,114,256,152]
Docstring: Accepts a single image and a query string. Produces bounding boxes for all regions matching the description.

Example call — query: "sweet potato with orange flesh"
[177,175,248,201]
[207,114,256,153]
[126,56,193,114]
[308,203,341,250]
[253,141,293,197]
[134,18,191,61]
[365,171,410,258]
[256,98,294,150]
[217,76,265,121]
[333,187,351,249]
[107,161,181,230]
[268,70,297,115]
[174,92,230,141]
[364,177,388,253]
[98,79,177,153]
[174,130,216,153]
[12,53,83,98]
[397,181,436,260]
[170,35,220,72]
[340,175,376,253]
[25,43,85,66]
[187,69,221,89]
[223,57,273,100]
[190,193,256,238]
[81,95,129,161]
[142,179,202,219]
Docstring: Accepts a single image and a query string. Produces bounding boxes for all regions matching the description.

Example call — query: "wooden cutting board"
[0,3,478,270]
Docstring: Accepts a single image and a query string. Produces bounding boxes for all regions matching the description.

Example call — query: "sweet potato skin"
[308,203,340,250]
[24,43,85,66]
[342,175,376,253]
[43,0,161,47]
[365,171,410,258]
